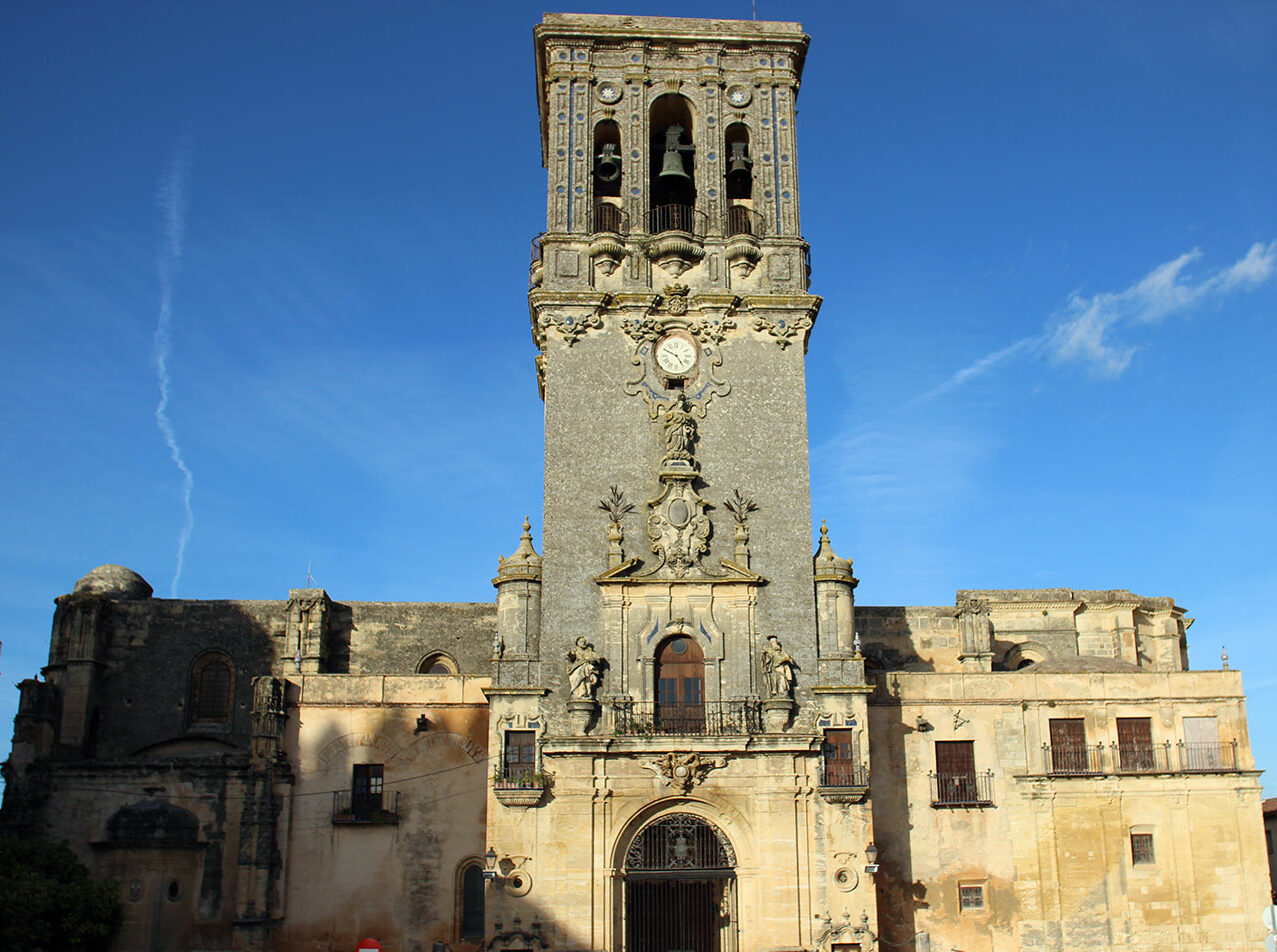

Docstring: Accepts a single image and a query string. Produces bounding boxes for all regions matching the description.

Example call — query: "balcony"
[332,790,400,825]
[611,699,761,737]
[819,763,870,803]
[493,768,551,807]
[1041,741,1239,777]
[930,770,995,808]
[644,204,707,277]
[529,233,544,288]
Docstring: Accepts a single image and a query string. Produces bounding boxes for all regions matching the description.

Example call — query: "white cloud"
[1048,241,1276,377]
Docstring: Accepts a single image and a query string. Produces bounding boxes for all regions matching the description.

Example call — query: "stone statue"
[761,635,796,698]
[567,637,604,700]
[661,395,697,462]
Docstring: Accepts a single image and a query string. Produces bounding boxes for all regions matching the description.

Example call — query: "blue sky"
[2,1,1274,793]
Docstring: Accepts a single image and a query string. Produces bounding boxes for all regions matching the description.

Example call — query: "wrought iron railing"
[612,699,761,736]
[593,203,626,234]
[1179,740,1238,772]
[819,762,869,788]
[1044,743,1106,776]
[1039,740,1239,776]
[930,770,994,807]
[332,789,400,825]
[726,204,766,238]
[493,767,551,790]
[530,233,544,267]
[647,203,707,238]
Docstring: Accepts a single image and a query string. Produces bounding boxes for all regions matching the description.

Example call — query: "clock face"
[597,81,622,104]
[726,84,751,107]
[655,336,697,376]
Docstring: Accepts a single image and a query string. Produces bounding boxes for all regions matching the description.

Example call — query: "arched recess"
[655,635,705,732]
[619,811,738,952]
[724,123,753,204]
[417,651,458,675]
[456,859,485,941]
[649,94,696,229]
[188,651,233,725]
[1004,641,1051,671]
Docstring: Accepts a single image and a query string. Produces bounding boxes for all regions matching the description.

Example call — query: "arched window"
[649,94,696,232]
[417,652,457,675]
[459,861,485,939]
[655,636,704,733]
[593,119,623,233]
[189,652,233,724]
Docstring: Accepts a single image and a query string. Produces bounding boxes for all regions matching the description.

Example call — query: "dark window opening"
[724,122,752,204]
[959,884,985,910]
[418,653,456,675]
[352,763,384,814]
[649,94,696,224]
[593,119,622,209]
[461,863,485,938]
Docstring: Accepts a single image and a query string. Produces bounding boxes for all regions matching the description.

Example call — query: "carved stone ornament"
[566,637,605,700]
[687,314,737,344]
[645,478,713,578]
[664,282,690,315]
[751,312,813,348]
[624,337,730,420]
[640,751,729,793]
[537,309,604,346]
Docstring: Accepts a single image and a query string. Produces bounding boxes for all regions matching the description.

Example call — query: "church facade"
[2,14,1270,952]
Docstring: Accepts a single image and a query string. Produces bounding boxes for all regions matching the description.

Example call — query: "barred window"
[1131,832,1155,865]
[959,884,985,910]
[189,653,233,723]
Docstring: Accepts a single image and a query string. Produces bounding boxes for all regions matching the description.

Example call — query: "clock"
[655,335,697,376]
[726,84,751,108]
[597,81,622,104]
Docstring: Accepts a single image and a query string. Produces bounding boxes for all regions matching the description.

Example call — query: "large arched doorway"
[655,636,705,733]
[623,812,737,952]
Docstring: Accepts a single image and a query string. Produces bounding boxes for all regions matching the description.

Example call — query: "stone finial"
[496,517,543,580]
[813,521,856,583]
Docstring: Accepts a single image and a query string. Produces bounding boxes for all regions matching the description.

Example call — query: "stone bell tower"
[486,15,874,952]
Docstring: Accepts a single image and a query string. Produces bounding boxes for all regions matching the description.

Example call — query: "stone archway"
[621,812,737,952]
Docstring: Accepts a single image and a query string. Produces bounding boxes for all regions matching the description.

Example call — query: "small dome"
[73,565,153,600]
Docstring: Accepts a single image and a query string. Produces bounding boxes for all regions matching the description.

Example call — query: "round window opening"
[671,638,688,655]
[166,879,182,902]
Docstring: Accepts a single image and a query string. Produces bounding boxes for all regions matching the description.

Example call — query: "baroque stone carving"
[751,312,813,348]
[597,485,635,568]
[640,751,729,793]
[663,282,690,315]
[723,488,758,568]
[537,309,604,346]
[566,637,605,699]
[761,635,797,698]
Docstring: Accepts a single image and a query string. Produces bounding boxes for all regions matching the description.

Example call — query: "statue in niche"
[761,635,796,698]
[661,394,697,463]
[567,637,605,700]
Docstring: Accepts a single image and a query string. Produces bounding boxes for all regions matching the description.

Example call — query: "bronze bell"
[595,143,621,182]
[657,125,693,183]
[726,141,753,179]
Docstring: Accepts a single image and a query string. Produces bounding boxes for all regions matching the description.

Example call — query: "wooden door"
[656,637,705,732]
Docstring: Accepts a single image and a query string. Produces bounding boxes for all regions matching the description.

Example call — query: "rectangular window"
[959,884,985,910]
[1117,717,1155,771]
[1130,832,1155,865]
[1048,718,1088,774]
[935,740,978,804]
[504,730,536,781]
[822,729,862,786]
[352,763,384,814]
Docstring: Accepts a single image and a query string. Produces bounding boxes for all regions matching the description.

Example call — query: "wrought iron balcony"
[1044,743,1106,776]
[332,789,399,825]
[929,770,994,807]
[611,699,761,736]
[726,204,766,238]
[1040,740,1240,777]
[492,767,550,807]
[593,203,627,235]
[820,762,870,788]
[647,203,706,237]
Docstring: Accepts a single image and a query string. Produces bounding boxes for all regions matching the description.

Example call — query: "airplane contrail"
[153,139,194,597]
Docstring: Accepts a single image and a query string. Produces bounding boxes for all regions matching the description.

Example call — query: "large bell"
[657,125,693,184]
[595,143,621,182]
[658,149,692,183]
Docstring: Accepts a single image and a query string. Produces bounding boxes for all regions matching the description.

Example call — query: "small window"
[352,763,384,814]
[190,652,233,723]
[1131,832,1155,865]
[959,884,985,910]
[417,653,457,675]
